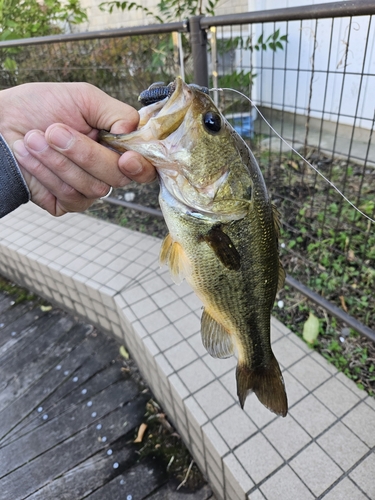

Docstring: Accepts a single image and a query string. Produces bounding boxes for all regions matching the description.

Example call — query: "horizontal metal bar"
[105,196,375,342]
[0,21,188,48]
[200,0,375,28]
[285,275,375,343]
[104,196,163,218]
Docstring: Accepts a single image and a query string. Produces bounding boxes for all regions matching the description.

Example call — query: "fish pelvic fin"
[159,233,190,285]
[201,309,234,358]
[236,355,288,417]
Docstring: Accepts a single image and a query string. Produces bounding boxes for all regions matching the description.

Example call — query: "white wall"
[248,0,375,129]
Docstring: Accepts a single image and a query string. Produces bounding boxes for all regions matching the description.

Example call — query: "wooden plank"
[0,322,93,442]
[0,301,38,349]
[0,396,148,499]
[85,459,168,500]
[4,356,126,445]
[0,314,77,409]
[0,376,141,478]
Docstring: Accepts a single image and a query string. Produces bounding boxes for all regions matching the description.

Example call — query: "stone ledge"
[0,203,372,500]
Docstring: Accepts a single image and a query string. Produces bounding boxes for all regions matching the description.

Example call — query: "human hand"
[0,82,156,216]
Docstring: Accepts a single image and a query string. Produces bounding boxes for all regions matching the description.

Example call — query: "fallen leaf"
[119,345,129,360]
[40,305,52,312]
[134,423,148,443]
[339,295,348,313]
[302,312,320,344]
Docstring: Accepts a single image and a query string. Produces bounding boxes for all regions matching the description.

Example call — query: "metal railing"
[0,0,374,341]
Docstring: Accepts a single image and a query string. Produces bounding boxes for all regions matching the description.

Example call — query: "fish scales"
[100,77,288,416]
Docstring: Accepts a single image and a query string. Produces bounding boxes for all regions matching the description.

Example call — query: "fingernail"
[26,131,48,152]
[123,157,143,175]
[13,140,29,158]
[48,126,73,150]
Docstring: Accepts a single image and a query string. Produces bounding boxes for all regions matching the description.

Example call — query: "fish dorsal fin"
[271,204,286,291]
[201,225,241,271]
[159,233,189,285]
[278,261,286,292]
[201,309,234,359]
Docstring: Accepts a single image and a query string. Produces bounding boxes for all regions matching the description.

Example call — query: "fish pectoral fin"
[201,309,234,358]
[201,225,241,271]
[160,233,173,266]
[160,234,189,285]
[236,355,288,417]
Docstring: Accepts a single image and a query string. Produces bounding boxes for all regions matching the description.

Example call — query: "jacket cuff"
[0,134,30,218]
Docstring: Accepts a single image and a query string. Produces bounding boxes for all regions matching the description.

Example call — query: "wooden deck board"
[0,291,213,500]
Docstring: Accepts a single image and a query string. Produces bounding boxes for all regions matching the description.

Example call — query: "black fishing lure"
[138,81,209,106]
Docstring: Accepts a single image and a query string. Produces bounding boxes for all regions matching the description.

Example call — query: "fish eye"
[203,111,222,133]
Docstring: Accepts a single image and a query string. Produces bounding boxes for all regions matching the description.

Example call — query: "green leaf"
[302,312,320,344]
[119,345,129,359]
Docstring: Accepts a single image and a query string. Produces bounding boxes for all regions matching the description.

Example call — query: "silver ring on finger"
[100,186,113,200]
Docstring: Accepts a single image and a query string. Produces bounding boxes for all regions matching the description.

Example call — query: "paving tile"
[289,394,336,438]
[155,353,173,377]
[182,291,203,312]
[223,453,254,496]
[260,465,314,500]
[163,300,191,322]
[213,405,257,448]
[195,380,235,419]
[164,341,198,371]
[168,373,189,401]
[184,396,209,427]
[151,287,179,308]
[247,490,266,500]
[178,359,215,393]
[288,355,331,391]
[234,433,283,484]
[141,275,168,294]
[90,267,117,286]
[203,422,229,458]
[152,324,184,352]
[271,336,306,369]
[187,332,207,357]
[173,312,201,339]
[335,371,367,400]
[349,453,375,499]
[289,443,342,497]
[322,477,368,500]
[263,415,311,460]
[282,371,309,407]
[313,377,360,417]
[202,353,237,377]
[121,262,146,279]
[130,297,158,319]
[342,402,375,447]
[242,391,278,429]
[317,422,369,470]
[104,274,131,292]
[139,309,170,334]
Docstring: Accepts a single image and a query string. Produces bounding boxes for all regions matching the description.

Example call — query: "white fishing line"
[210,87,375,224]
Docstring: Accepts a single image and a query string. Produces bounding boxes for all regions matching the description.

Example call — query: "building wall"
[77,0,249,32]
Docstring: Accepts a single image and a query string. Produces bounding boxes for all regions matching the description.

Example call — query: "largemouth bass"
[100,78,288,416]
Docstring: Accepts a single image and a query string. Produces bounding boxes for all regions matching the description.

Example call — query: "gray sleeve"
[0,134,30,218]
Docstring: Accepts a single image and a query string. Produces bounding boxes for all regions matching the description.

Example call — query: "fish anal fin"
[160,235,190,285]
[201,225,241,271]
[201,309,234,359]
[236,355,288,417]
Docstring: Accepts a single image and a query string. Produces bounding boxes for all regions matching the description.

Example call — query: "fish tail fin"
[236,356,288,417]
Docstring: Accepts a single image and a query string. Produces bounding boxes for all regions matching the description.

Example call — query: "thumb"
[78,84,140,135]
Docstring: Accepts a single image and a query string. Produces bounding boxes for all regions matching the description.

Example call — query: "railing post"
[189,15,209,88]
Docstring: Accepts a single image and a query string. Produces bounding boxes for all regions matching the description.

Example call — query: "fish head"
[100,77,254,219]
